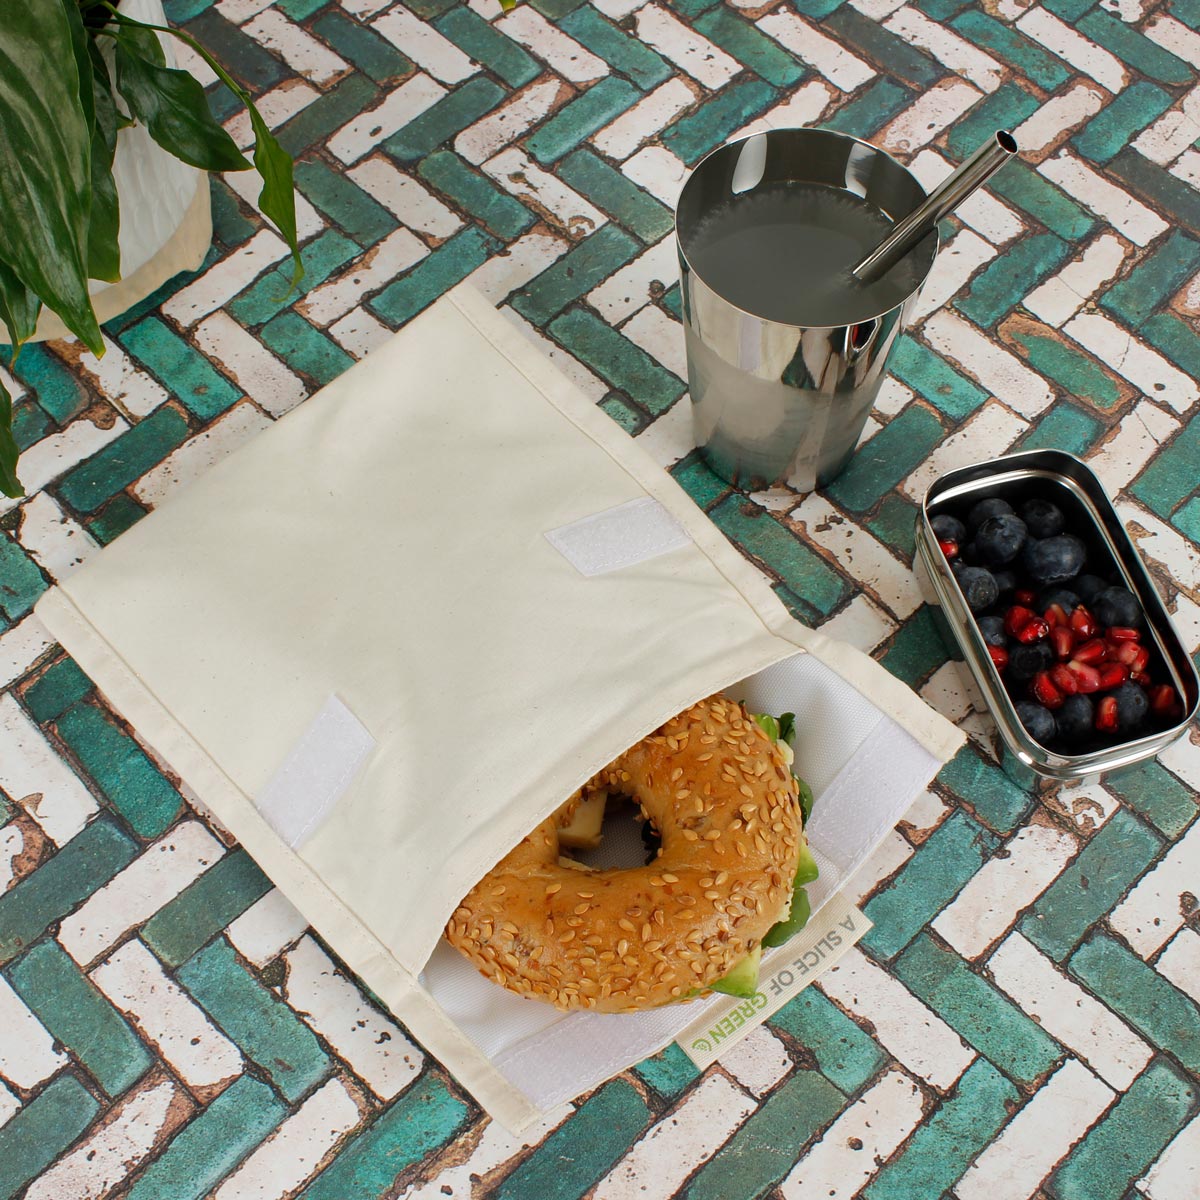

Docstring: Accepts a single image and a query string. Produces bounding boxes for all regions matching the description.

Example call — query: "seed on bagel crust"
[443,694,805,1013]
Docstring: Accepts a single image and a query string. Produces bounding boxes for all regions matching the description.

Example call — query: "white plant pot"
[33,0,213,341]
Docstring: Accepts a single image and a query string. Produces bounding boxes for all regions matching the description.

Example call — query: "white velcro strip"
[544,497,691,577]
[254,695,375,848]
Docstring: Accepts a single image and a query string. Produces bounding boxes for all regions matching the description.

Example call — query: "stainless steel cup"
[676,128,938,492]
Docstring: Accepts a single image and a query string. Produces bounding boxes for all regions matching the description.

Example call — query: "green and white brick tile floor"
[3,0,1200,1195]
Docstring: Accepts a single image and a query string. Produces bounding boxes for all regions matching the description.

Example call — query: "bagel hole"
[563,795,662,871]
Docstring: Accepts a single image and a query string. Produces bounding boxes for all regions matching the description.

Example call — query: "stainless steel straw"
[850,130,1018,284]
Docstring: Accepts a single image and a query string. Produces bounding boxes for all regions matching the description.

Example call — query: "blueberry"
[1094,586,1142,629]
[956,566,999,612]
[931,513,966,544]
[974,514,1027,566]
[1038,588,1081,614]
[960,540,982,565]
[1057,694,1094,742]
[1015,701,1056,745]
[1112,681,1149,732]
[1019,498,1065,539]
[967,496,1014,531]
[1021,534,1086,584]
[1075,574,1108,604]
[993,569,1017,596]
[977,615,1007,647]
[1008,640,1053,681]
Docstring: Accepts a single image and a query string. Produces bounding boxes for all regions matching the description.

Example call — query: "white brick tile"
[819,947,975,1089]
[23,1075,190,1200]
[483,148,607,238]
[328,74,447,165]
[903,401,1026,501]
[0,363,23,404]
[1111,819,1200,958]
[817,594,898,655]
[225,80,321,149]
[886,7,1003,90]
[0,1081,17,1130]
[920,659,976,723]
[912,228,997,322]
[1023,232,1130,326]
[493,7,606,82]
[909,150,1025,244]
[934,817,1078,959]
[899,789,951,841]
[212,1076,366,1200]
[455,79,568,166]
[1143,13,1200,70]
[842,830,915,906]
[587,237,677,324]
[132,403,271,510]
[216,0,272,20]
[1014,85,1107,156]
[1158,731,1200,794]
[0,693,97,846]
[780,1068,925,1199]
[956,1058,1115,1200]
[223,168,323,240]
[633,5,740,87]
[16,492,100,581]
[757,11,875,89]
[0,615,54,689]
[0,974,67,1089]
[226,888,309,968]
[1132,87,1200,167]
[922,311,1055,417]
[194,313,307,419]
[987,932,1153,1088]
[73,336,169,418]
[163,231,288,328]
[0,821,30,895]
[591,1075,755,1200]
[340,0,389,16]
[620,304,686,380]
[622,145,687,207]
[1039,151,1169,246]
[299,229,429,326]
[372,6,478,83]
[719,1025,792,1097]
[501,307,608,400]
[1157,929,1200,1005]
[58,821,224,967]
[1016,9,1127,92]
[244,9,350,85]
[1087,402,1179,494]
[1166,591,1200,659]
[347,157,463,239]
[1118,501,1200,594]
[1141,1112,1200,1200]
[328,307,394,360]
[1064,312,1198,413]
[282,936,423,1100]
[731,81,837,142]
[92,940,243,1098]
[633,391,693,469]
[592,79,696,161]
[880,79,983,156]
[464,232,570,304]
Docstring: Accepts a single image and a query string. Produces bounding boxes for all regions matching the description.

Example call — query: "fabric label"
[544,497,691,576]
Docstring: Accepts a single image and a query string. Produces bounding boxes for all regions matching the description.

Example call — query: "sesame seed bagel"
[444,694,803,1013]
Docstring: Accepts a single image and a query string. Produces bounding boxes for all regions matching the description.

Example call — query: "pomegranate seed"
[1049,664,1079,695]
[1005,606,1035,636]
[1031,671,1064,709]
[1132,670,1152,687]
[1107,626,1140,642]
[1067,661,1101,693]
[1095,696,1119,733]
[1044,603,1068,628]
[1050,627,1075,659]
[1110,641,1141,666]
[1073,638,1109,665]
[938,538,959,561]
[1097,663,1129,689]
[987,644,1009,672]
[1015,588,1037,606]
[1016,617,1050,644]
[1150,685,1183,719]
[1070,605,1098,639]
[1130,646,1150,673]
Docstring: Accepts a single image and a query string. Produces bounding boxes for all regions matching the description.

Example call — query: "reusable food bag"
[37,286,963,1131]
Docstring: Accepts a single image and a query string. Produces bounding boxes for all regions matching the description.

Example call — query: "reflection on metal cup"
[675,128,938,492]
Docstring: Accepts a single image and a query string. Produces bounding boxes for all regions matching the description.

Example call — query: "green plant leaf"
[247,106,301,289]
[86,45,121,283]
[0,258,44,354]
[61,0,96,137]
[0,0,102,354]
[113,32,250,173]
[0,374,21,499]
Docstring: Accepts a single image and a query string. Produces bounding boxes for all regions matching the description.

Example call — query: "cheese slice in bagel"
[444,694,816,1012]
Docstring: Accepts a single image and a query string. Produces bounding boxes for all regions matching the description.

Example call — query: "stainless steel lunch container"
[914,449,1199,788]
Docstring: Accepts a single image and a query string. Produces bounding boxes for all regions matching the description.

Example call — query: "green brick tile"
[1043,0,1095,17]
[275,0,327,19]
[417,151,534,239]
[895,934,1063,1084]
[1173,493,1200,544]
[313,10,411,83]
[512,225,640,325]
[0,533,48,621]
[433,8,538,89]
[673,0,724,15]
[275,73,378,159]
[988,162,1096,241]
[294,159,396,247]
[824,404,945,514]
[1143,311,1200,384]
[0,793,12,826]
[10,344,88,424]
[55,702,182,839]
[1007,325,1120,413]
[0,1074,100,1200]
[682,1069,845,1200]
[178,939,329,1102]
[386,77,505,164]
[1077,11,1194,84]
[770,989,886,1094]
[12,401,51,453]
[24,658,94,725]
[864,1058,1018,1200]
[1021,807,1162,961]
[301,1072,469,1199]
[632,1042,702,1099]
[890,336,988,421]
[946,83,1039,162]
[793,0,848,14]
[1174,0,1200,27]
[670,450,730,511]
[229,229,361,328]
[87,493,149,546]
[557,150,675,244]
[185,10,288,91]
[600,394,648,434]
[164,0,214,22]
[867,493,920,561]
[957,234,1071,327]
[827,8,942,86]
[119,317,240,421]
[1102,230,1200,329]
[527,77,644,164]
[1047,1059,1197,1200]
[0,818,136,964]
[530,0,586,17]
[1070,932,1200,1073]
[694,9,803,87]
[951,12,1069,90]
[369,226,499,327]
[708,497,849,616]
[57,407,191,515]
[124,1075,286,1200]
[880,606,947,688]
[917,0,973,18]
[662,80,776,164]
[260,312,354,388]
[1111,149,1200,233]
[547,308,685,416]
[1106,759,1198,838]
[1073,82,1174,164]
[143,849,273,967]
[403,0,454,15]
[559,9,672,89]
[1018,401,1103,458]
[862,809,997,959]
[773,582,822,628]
[824,79,913,138]
[9,941,151,1096]
[1131,410,1200,519]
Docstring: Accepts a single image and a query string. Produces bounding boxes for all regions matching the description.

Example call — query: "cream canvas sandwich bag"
[37,286,963,1131]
